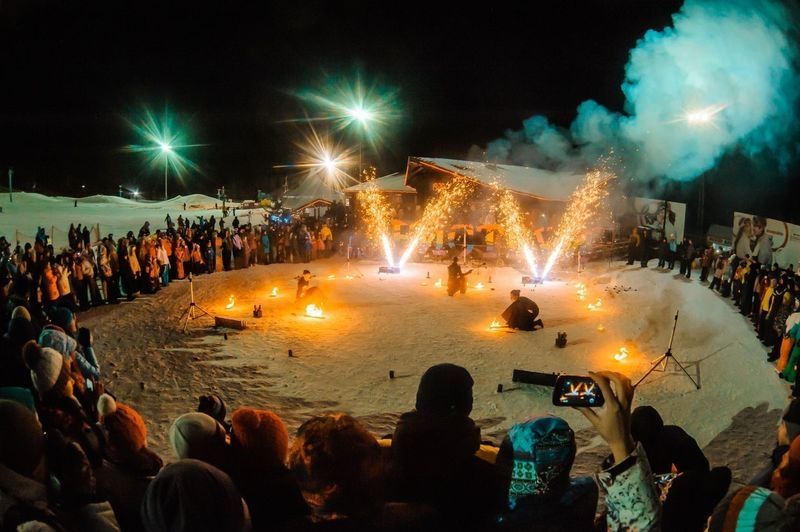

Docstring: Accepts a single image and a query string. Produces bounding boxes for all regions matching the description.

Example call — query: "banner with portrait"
[618,197,686,242]
[732,212,800,268]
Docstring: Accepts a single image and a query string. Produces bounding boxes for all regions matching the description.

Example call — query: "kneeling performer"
[501,289,543,331]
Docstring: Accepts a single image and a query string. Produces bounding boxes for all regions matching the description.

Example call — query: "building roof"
[406,157,585,202]
[343,172,417,194]
[280,176,344,212]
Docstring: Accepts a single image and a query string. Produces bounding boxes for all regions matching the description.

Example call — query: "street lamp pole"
[164,160,169,200]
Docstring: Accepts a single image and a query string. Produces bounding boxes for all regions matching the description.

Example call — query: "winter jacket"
[596,443,661,531]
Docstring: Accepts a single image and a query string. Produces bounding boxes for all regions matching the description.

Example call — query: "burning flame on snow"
[327,274,336,280]
[305,304,323,318]
[434,278,442,288]
[226,295,235,309]
[587,299,602,311]
[597,324,605,332]
[489,319,501,329]
[475,282,484,290]
[270,287,279,297]
[613,347,629,362]
[576,283,587,300]
[344,275,354,280]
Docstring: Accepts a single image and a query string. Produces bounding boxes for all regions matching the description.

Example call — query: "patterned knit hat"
[500,416,576,510]
[709,485,788,531]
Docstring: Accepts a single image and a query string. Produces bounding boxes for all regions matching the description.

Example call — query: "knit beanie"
[631,406,665,444]
[23,341,70,399]
[497,416,576,510]
[169,412,229,468]
[11,305,31,322]
[98,393,147,455]
[141,459,245,532]
[416,363,474,416]
[197,394,227,425]
[0,399,44,477]
[230,408,288,470]
[38,327,78,359]
[709,485,788,531]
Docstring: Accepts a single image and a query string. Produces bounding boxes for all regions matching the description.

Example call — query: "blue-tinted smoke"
[480,0,800,181]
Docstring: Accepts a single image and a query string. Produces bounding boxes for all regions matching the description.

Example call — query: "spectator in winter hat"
[494,416,597,531]
[230,408,308,528]
[391,364,506,527]
[708,485,800,531]
[169,412,230,473]
[197,394,228,429]
[0,306,37,389]
[95,393,163,532]
[23,340,73,402]
[141,459,249,532]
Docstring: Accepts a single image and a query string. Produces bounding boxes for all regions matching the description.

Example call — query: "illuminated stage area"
[83,258,787,465]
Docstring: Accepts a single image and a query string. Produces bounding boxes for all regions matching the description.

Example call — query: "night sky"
[0,0,795,228]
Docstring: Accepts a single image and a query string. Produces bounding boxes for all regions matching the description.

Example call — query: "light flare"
[305,304,324,318]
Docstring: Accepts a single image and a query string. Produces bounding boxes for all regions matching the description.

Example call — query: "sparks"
[399,175,475,261]
[380,234,396,267]
[494,187,539,278]
[357,167,396,265]
[541,163,615,279]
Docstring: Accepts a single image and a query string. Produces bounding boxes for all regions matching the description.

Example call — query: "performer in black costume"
[296,269,325,307]
[501,289,543,331]
[447,256,472,297]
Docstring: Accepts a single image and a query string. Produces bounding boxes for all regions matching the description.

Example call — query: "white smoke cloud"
[482,0,800,181]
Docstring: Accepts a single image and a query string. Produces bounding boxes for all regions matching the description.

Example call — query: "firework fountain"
[493,187,540,279]
[539,165,616,279]
[356,168,396,266]
[395,175,476,269]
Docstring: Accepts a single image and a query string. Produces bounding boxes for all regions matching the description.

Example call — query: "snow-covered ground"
[78,256,788,483]
[2,193,788,484]
[0,192,240,248]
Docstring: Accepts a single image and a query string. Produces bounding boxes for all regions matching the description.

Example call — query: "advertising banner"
[732,212,800,268]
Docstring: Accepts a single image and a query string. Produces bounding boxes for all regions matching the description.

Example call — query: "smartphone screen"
[552,375,605,407]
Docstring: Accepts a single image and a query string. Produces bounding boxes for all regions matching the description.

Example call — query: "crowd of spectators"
[0,210,340,313]
[630,230,800,398]
[3,214,800,530]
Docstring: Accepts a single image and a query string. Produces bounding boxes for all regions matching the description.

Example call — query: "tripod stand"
[635,310,700,389]
[178,273,212,333]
